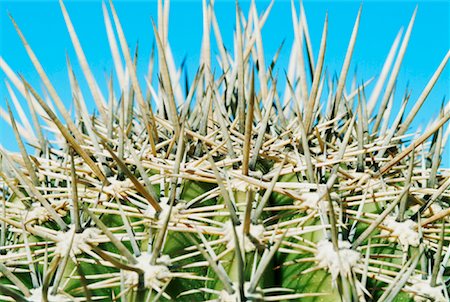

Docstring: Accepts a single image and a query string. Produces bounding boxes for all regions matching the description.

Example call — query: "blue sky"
[0,0,449,165]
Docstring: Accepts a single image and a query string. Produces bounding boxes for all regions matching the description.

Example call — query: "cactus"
[0,1,449,301]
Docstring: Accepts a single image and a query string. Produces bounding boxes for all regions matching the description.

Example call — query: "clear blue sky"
[0,0,449,165]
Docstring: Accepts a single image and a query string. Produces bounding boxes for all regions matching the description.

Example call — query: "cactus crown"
[0,1,449,301]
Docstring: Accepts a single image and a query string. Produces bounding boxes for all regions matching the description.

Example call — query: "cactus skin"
[1,1,449,302]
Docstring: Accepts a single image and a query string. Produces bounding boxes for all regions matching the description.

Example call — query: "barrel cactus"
[0,1,449,301]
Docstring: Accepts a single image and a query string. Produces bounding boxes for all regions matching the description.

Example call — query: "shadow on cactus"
[0,0,449,301]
